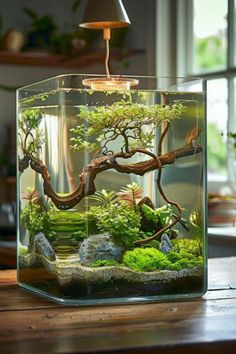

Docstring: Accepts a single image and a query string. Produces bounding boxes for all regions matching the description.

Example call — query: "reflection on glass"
[193,0,227,73]
[207,79,228,180]
[228,78,236,191]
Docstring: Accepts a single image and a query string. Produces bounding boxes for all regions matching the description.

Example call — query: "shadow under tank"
[17,74,207,305]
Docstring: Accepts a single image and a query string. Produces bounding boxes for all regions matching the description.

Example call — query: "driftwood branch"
[19,127,202,211]
[134,121,183,245]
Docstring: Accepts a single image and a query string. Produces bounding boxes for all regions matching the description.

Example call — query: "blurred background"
[0,0,236,267]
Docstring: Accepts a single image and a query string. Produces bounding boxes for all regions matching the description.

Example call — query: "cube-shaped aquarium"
[17,74,207,305]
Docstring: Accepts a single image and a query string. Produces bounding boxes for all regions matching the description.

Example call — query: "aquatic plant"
[139,238,160,249]
[91,259,120,267]
[141,204,173,227]
[167,254,203,270]
[18,109,44,173]
[89,189,118,207]
[171,238,202,256]
[123,247,171,272]
[47,210,97,241]
[123,241,203,272]
[166,239,203,270]
[22,187,40,202]
[20,202,50,246]
[18,242,28,256]
[90,203,141,248]
[118,182,143,208]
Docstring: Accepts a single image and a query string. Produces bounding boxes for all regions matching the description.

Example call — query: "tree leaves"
[18,109,44,156]
[70,101,185,154]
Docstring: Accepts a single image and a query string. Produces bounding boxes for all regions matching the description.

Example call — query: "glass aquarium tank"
[17,74,207,305]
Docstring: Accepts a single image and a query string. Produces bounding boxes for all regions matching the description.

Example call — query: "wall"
[0,0,156,126]
[0,0,156,179]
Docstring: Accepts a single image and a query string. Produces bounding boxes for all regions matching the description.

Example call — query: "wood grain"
[0,258,235,354]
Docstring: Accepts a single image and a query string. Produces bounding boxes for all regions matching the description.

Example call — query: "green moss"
[166,238,203,270]
[91,259,121,267]
[21,203,97,243]
[167,250,194,263]
[18,243,28,256]
[167,247,203,270]
[123,242,203,272]
[49,210,88,223]
[167,262,182,271]
[171,257,203,270]
[171,238,202,256]
[123,248,172,272]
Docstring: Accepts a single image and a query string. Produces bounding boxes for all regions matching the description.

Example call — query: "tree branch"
[19,127,202,210]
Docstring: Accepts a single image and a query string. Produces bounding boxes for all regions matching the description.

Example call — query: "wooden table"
[0,258,236,354]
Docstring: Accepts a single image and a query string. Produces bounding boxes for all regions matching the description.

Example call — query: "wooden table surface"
[0,258,236,354]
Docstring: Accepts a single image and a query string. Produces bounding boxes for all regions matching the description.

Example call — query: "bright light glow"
[82,77,139,91]
[194,0,227,38]
[207,78,228,179]
[207,79,228,132]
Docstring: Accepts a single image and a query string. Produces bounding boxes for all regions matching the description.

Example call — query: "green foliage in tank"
[21,202,49,238]
[167,256,203,271]
[91,259,121,267]
[171,238,202,256]
[123,248,171,272]
[139,238,160,249]
[18,242,28,256]
[20,190,97,243]
[118,182,143,208]
[141,204,173,227]
[90,202,141,248]
[123,238,203,272]
[18,109,44,156]
[47,210,97,241]
[165,238,203,270]
[70,100,185,153]
[89,189,118,207]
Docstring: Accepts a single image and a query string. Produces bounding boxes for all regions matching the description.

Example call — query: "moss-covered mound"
[122,239,203,272]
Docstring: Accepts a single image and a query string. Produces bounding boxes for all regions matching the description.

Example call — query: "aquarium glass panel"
[17,74,207,305]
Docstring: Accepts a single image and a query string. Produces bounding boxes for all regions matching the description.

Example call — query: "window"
[177,0,236,192]
[193,0,228,73]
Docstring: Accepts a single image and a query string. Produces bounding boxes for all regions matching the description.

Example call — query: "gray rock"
[34,232,56,261]
[159,234,173,254]
[79,233,123,266]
